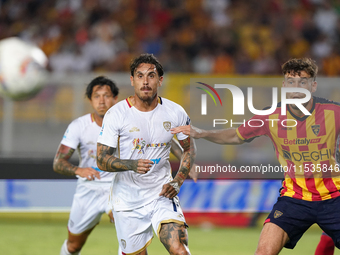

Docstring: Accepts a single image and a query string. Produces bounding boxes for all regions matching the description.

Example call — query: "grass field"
[1,212,339,255]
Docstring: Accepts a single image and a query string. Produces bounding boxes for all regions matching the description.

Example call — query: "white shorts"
[68,182,112,234]
[113,196,186,255]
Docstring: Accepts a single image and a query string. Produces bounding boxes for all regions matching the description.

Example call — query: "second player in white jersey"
[54,76,122,255]
[98,96,190,211]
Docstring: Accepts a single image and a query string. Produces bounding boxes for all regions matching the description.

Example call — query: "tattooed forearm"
[173,137,196,185]
[96,143,138,172]
[105,155,138,172]
[170,138,183,161]
[53,144,78,176]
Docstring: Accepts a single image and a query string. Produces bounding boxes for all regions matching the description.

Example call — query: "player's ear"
[158,76,163,87]
[130,76,134,87]
[311,81,317,93]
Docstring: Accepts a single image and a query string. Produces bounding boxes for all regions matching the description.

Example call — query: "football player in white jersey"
[53,76,121,255]
[97,53,196,255]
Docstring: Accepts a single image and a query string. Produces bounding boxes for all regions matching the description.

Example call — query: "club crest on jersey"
[121,239,126,249]
[274,210,283,218]
[311,124,320,136]
[163,121,171,131]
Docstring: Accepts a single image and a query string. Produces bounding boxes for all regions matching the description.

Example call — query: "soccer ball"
[0,37,48,100]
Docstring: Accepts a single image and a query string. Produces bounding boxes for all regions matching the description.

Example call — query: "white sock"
[118,246,123,255]
[60,240,71,255]
[60,240,81,255]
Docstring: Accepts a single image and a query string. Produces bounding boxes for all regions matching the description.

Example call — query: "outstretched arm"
[170,138,198,182]
[171,125,244,145]
[160,136,196,198]
[53,144,100,180]
[96,142,153,174]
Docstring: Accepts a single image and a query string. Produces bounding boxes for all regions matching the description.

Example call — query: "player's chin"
[139,95,153,102]
[97,109,107,117]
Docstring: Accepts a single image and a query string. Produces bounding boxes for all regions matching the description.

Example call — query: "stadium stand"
[0,0,340,75]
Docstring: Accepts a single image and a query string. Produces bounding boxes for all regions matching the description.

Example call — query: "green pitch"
[0,213,339,255]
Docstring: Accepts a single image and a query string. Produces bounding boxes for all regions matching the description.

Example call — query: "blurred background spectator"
[1,0,340,75]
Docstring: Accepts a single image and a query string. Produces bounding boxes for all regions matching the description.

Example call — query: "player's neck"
[92,113,103,127]
[288,98,314,117]
[131,95,158,112]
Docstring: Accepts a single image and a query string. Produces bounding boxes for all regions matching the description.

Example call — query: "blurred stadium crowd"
[1,0,340,75]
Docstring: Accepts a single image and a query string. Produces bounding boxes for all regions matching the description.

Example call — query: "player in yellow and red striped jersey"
[171,58,340,255]
[236,94,340,201]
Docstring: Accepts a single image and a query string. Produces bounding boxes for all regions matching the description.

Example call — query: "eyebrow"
[286,77,309,80]
[135,70,157,75]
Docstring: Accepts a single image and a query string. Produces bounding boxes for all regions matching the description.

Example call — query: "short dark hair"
[85,76,119,99]
[282,58,318,80]
[130,53,164,77]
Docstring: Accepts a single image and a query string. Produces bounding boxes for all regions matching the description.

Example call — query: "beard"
[137,89,157,103]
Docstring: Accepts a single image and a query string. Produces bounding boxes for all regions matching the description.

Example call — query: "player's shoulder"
[69,113,92,128]
[64,113,93,138]
[159,97,179,106]
[159,97,186,112]
[314,96,340,107]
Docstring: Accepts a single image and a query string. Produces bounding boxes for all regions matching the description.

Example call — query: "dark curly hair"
[282,58,318,80]
[85,76,119,99]
[130,53,164,77]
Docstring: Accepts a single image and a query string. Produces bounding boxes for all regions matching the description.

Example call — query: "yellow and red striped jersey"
[236,97,340,201]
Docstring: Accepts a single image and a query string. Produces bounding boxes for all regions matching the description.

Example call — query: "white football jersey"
[61,113,115,183]
[97,97,190,211]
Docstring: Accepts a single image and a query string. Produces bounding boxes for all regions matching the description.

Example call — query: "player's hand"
[108,211,114,224]
[159,181,180,198]
[189,164,199,183]
[171,125,201,138]
[133,159,154,174]
[75,167,101,181]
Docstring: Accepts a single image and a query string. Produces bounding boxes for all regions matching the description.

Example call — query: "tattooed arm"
[170,138,183,160]
[170,138,198,182]
[173,137,196,185]
[53,144,100,181]
[160,137,196,198]
[96,143,153,173]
